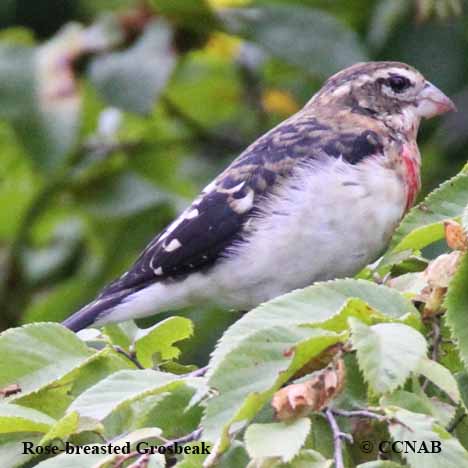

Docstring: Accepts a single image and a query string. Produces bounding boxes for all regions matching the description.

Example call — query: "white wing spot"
[231,189,254,214]
[185,208,199,219]
[164,238,182,252]
[154,266,163,276]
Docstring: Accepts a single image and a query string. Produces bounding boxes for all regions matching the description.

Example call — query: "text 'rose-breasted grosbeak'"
[63,61,455,332]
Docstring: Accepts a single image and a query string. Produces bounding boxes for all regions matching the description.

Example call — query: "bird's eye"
[386,75,411,93]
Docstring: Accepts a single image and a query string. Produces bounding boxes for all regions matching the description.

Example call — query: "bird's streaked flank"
[63,61,455,332]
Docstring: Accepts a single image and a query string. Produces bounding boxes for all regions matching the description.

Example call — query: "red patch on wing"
[401,144,421,211]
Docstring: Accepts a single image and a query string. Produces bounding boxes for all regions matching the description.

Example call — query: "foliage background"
[1,1,468,467]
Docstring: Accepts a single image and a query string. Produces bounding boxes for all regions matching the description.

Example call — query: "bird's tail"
[62,290,131,332]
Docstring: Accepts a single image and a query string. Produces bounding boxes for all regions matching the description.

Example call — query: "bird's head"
[311,61,455,133]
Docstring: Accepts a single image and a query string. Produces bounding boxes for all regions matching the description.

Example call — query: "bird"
[63,61,455,332]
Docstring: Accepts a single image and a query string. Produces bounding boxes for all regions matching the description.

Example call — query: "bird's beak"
[416,81,457,119]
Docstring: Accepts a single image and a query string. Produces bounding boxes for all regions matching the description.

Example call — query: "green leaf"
[386,169,468,256]
[203,327,343,451]
[446,252,468,368]
[381,389,456,428]
[387,408,468,467]
[89,20,176,114]
[358,462,405,468]
[0,26,82,171]
[0,432,43,468]
[134,317,194,367]
[0,403,55,433]
[416,357,461,404]
[209,279,419,373]
[349,319,427,394]
[68,369,204,420]
[222,4,367,77]
[245,418,311,463]
[103,321,139,351]
[34,428,164,468]
[40,411,79,445]
[78,171,171,219]
[463,204,468,231]
[133,385,203,439]
[203,279,419,452]
[0,323,95,398]
[280,450,332,468]
[152,0,219,31]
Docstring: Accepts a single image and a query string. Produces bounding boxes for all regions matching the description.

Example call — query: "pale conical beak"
[416,82,457,118]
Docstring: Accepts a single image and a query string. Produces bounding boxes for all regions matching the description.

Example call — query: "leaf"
[444,220,468,251]
[40,411,79,445]
[0,323,95,398]
[245,418,311,463]
[0,403,55,433]
[34,428,164,468]
[0,26,82,171]
[381,389,456,428]
[134,317,194,367]
[272,359,345,420]
[463,204,468,231]
[152,0,219,31]
[349,319,427,394]
[387,407,468,467]
[203,279,419,452]
[416,357,461,404]
[103,321,139,351]
[221,4,367,77]
[133,385,203,439]
[89,20,176,114]
[68,369,203,420]
[209,279,419,374]
[203,327,343,452]
[14,346,131,420]
[0,432,43,468]
[446,252,468,368]
[367,0,409,51]
[358,462,406,468]
[78,171,171,219]
[386,169,468,256]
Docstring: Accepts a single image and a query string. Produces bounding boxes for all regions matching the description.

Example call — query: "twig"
[325,408,352,468]
[430,315,443,362]
[127,453,151,468]
[182,365,209,378]
[163,427,203,448]
[113,346,144,369]
[422,315,443,391]
[332,409,385,421]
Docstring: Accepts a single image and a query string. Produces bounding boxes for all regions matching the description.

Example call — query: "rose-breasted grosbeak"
[63,61,455,332]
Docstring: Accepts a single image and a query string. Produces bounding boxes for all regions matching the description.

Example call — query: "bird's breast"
[210,157,407,309]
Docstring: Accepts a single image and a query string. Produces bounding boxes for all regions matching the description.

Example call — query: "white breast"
[208,156,407,309]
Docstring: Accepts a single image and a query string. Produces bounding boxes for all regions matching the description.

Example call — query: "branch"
[324,408,353,468]
[331,408,385,421]
[182,365,209,378]
[113,346,144,369]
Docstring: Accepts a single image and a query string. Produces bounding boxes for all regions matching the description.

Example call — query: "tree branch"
[324,408,353,468]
